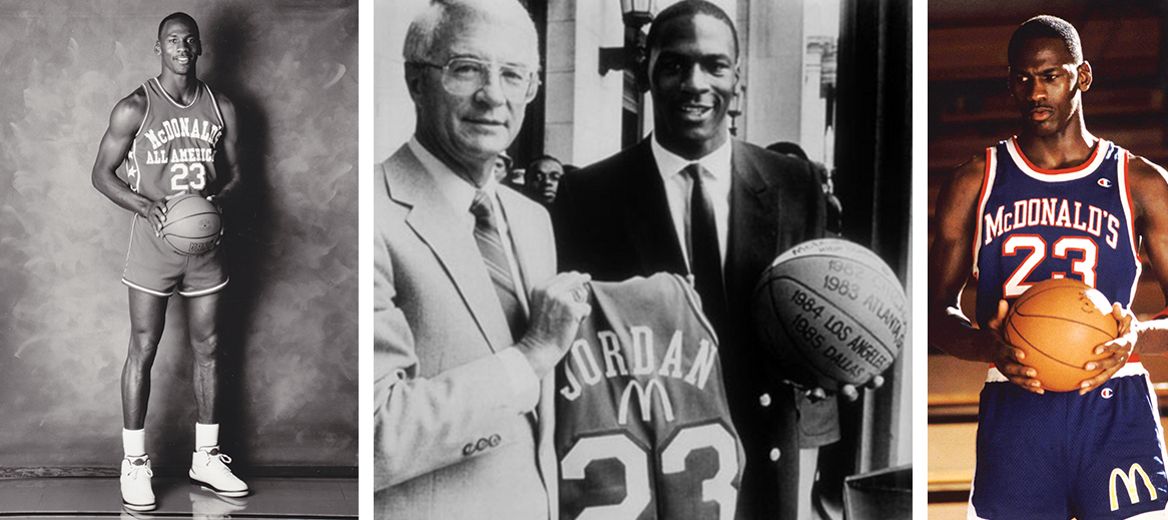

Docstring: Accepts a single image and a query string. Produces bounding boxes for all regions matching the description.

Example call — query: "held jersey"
[124,77,224,201]
[555,273,744,520]
[973,137,1141,328]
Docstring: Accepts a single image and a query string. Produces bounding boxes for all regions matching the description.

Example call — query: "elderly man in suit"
[553,1,876,518]
[374,1,591,518]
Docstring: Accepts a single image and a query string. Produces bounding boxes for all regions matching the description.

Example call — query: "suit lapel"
[623,140,689,276]
[497,189,541,297]
[726,141,780,308]
[382,148,513,352]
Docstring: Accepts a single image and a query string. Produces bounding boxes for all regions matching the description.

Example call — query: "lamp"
[598,0,655,76]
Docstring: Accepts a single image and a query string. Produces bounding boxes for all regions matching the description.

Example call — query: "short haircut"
[403,0,538,67]
[1008,15,1083,66]
[158,12,199,39]
[527,155,562,169]
[645,0,739,59]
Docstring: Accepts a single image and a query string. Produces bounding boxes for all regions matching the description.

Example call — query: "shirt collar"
[408,136,499,213]
[651,132,733,183]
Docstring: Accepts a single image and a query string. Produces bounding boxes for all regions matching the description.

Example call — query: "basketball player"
[930,15,1168,518]
[91,12,247,511]
[555,273,744,519]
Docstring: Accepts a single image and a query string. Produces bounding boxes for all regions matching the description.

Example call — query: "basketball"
[159,194,221,255]
[752,238,907,390]
[1002,278,1119,392]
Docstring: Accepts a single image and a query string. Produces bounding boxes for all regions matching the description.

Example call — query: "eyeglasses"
[410,57,541,103]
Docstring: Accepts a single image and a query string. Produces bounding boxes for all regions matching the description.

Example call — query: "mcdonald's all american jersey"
[968,137,1168,520]
[118,77,228,298]
[124,77,224,201]
[555,273,743,520]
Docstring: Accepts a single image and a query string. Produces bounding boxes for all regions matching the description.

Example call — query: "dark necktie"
[470,190,526,340]
[683,164,727,330]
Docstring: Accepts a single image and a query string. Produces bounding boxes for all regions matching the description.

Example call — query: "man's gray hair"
[402,0,539,66]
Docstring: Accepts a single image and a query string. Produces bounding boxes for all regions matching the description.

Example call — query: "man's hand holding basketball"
[986,299,1045,394]
[1079,303,1136,395]
[137,198,168,235]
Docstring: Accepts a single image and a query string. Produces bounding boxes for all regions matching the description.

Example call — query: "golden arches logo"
[1109,463,1158,512]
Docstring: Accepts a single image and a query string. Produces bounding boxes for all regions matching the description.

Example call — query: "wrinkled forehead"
[432,14,538,67]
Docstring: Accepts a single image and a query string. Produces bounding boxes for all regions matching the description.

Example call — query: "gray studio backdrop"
[0,0,357,469]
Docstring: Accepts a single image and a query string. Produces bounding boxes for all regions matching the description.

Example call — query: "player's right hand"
[987,299,1044,394]
[517,272,593,378]
[138,199,168,235]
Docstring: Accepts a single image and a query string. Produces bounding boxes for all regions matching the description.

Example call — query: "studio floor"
[0,477,356,518]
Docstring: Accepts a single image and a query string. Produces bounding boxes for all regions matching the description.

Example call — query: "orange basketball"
[1002,278,1119,392]
[159,194,221,255]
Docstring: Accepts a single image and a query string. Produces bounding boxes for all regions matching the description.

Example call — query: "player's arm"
[1078,156,1168,393]
[211,94,242,209]
[91,89,166,232]
[928,155,1043,392]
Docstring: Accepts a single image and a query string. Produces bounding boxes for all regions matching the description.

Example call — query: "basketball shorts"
[121,215,228,297]
[970,363,1168,520]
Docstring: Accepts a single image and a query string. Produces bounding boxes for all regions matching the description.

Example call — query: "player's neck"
[156,71,200,105]
[1016,118,1097,171]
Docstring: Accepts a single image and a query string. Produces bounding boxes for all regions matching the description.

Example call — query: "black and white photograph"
[373,0,911,519]
[0,1,358,517]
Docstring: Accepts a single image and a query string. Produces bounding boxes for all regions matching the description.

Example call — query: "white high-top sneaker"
[120,455,156,511]
[189,446,249,498]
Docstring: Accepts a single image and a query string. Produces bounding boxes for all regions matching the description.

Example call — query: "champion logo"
[1098,178,1113,188]
[1102,387,1114,399]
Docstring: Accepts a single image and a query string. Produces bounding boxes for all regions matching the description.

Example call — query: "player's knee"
[191,332,219,360]
[127,330,162,359]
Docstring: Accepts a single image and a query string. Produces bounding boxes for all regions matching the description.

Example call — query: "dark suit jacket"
[552,138,826,520]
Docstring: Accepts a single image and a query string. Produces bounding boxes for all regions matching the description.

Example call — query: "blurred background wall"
[0,0,358,471]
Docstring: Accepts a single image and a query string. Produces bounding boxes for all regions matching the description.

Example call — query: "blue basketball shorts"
[121,215,228,298]
[969,363,1168,520]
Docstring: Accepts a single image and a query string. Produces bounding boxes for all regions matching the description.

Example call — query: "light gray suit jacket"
[374,144,558,519]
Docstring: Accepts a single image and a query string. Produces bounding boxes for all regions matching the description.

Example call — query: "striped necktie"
[470,190,526,340]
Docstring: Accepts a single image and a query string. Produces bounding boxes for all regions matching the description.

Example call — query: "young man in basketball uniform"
[91,12,246,511]
[930,15,1168,518]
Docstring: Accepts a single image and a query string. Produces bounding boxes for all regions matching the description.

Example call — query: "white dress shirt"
[651,132,733,269]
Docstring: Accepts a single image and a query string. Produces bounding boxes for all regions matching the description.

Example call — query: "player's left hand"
[1078,303,1136,395]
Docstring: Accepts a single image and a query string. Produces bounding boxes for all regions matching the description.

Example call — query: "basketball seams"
[778,253,903,295]
[1005,318,1110,372]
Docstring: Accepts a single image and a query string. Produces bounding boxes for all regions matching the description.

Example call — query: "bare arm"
[928,155,1043,391]
[91,89,166,231]
[1115,156,1168,355]
[212,93,242,208]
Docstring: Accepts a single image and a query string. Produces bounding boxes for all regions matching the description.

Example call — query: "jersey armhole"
[204,83,226,130]
[970,146,997,277]
[134,83,150,137]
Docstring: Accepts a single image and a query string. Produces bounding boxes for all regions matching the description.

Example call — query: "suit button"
[769,448,781,462]
[476,438,490,451]
[488,434,501,447]
[759,393,772,407]
[462,443,475,456]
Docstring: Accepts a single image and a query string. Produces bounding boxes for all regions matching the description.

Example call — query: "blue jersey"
[973,137,1140,327]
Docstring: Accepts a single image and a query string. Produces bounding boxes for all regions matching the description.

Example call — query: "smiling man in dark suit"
[552,1,836,517]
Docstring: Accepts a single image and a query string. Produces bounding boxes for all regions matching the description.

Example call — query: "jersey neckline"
[1005,136,1108,182]
[151,76,202,109]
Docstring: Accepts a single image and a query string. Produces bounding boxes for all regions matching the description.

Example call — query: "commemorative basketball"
[160,194,221,255]
[1002,278,1118,392]
[753,238,907,390]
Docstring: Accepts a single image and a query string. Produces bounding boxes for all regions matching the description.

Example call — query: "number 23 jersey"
[555,273,744,520]
[124,76,224,201]
[973,137,1140,328]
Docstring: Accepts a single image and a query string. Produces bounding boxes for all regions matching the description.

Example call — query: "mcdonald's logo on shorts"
[1109,463,1159,511]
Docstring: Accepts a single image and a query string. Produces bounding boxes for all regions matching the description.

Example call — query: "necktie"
[683,164,727,330]
[470,190,526,340]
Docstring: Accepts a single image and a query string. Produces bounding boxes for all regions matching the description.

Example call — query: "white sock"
[123,428,146,458]
[195,422,219,450]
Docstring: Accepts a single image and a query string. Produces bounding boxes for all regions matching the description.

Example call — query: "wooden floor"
[0,477,356,518]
